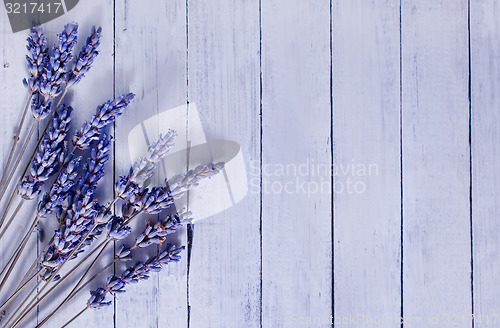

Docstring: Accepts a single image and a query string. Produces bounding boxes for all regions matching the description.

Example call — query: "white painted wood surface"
[402,2,471,327]
[0,0,500,327]
[471,0,500,326]
[332,1,401,326]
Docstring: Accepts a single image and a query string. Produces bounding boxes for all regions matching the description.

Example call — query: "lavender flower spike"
[37,156,82,217]
[67,26,102,88]
[134,211,191,249]
[25,26,48,94]
[73,93,135,150]
[168,162,225,199]
[39,23,78,100]
[19,105,73,200]
[87,245,184,308]
[115,130,177,200]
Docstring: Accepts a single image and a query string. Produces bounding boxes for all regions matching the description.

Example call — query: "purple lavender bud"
[30,105,72,183]
[38,156,81,217]
[25,26,48,94]
[145,130,177,163]
[18,178,43,200]
[30,93,52,121]
[39,23,79,99]
[115,131,177,201]
[67,26,102,88]
[167,162,224,199]
[115,245,132,262]
[88,288,112,308]
[106,276,126,294]
[95,203,113,225]
[73,94,135,150]
[106,216,131,241]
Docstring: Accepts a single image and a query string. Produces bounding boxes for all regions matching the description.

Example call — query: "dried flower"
[18,105,73,200]
[87,245,184,308]
[73,93,135,150]
[31,104,72,181]
[39,23,78,100]
[134,211,191,249]
[37,156,82,217]
[67,26,102,88]
[168,162,224,199]
[106,216,131,241]
[115,130,177,200]
[25,26,48,94]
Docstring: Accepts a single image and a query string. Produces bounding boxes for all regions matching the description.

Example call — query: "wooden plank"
[186,0,261,327]
[470,0,500,325]
[401,1,471,326]
[260,1,332,326]
[114,1,189,327]
[332,0,401,325]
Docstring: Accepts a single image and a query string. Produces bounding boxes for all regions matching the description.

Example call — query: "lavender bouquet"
[0,23,223,328]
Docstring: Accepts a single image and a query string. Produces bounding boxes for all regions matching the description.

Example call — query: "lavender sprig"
[87,245,184,308]
[134,211,191,249]
[39,23,78,100]
[73,93,135,150]
[25,27,48,94]
[168,162,225,199]
[115,130,177,200]
[67,26,102,88]
[40,133,112,279]
[18,105,73,200]
[37,156,82,218]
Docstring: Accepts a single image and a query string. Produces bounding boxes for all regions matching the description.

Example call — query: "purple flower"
[88,245,184,307]
[73,94,135,150]
[106,216,131,241]
[37,156,82,217]
[39,23,78,100]
[67,26,102,88]
[25,26,48,94]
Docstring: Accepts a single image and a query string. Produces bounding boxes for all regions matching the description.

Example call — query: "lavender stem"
[0,190,17,229]
[10,240,108,328]
[0,199,25,241]
[61,307,87,328]
[0,95,33,191]
[36,244,108,328]
[0,121,37,202]
[0,215,35,292]
[0,235,53,316]
[0,267,43,315]
[0,87,69,209]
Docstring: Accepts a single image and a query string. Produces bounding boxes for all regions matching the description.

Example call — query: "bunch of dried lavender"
[0,22,226,328]
[0,23,100,206]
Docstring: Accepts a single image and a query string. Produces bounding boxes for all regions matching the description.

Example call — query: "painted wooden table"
[0,0,499,327]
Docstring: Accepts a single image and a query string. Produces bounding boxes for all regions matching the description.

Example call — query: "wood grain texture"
[114,1,189,327]
[470,0,500,325]
[260,0,332,327]
[187,0,261,327]
[401,1,471,327]
[332,0,401,326]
